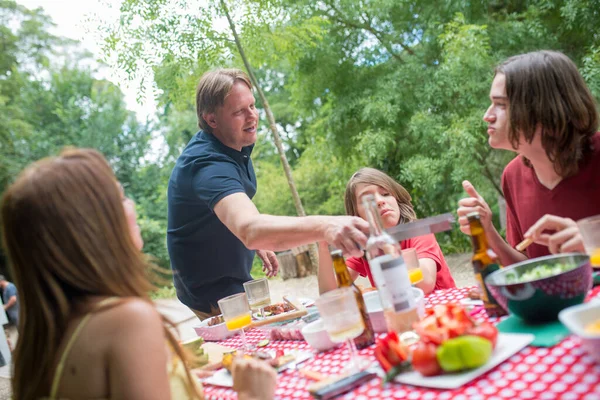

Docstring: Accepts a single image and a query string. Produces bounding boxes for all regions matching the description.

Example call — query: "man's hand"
[457,180,494,235]
[323,216,370,258]
[256,250,279,278]
[524,214,584,254]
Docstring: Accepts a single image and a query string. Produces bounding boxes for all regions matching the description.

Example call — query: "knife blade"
[385,213,455,242]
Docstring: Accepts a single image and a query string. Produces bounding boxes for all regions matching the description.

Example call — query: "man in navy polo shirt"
[167,69,369,320]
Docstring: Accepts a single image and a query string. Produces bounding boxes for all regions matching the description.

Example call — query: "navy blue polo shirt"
[167,131,256,313]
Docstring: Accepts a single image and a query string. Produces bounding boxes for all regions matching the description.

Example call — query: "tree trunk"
[221,0,319,269]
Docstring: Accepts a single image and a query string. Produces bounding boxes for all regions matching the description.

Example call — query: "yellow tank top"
[47,297,203,400]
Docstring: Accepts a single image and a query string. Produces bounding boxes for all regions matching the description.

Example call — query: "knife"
[385,213,455,242]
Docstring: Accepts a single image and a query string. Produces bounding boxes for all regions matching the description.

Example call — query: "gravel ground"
[0,380,8,399]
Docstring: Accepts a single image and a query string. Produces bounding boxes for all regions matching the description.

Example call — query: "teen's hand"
[457,180,494,235]
[524,215,584,254]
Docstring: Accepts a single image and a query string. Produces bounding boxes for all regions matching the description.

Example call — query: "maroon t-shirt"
[346,234,457,292]
[502,132,600,259]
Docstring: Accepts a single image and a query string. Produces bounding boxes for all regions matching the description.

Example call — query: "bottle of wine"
[330,249,375,349]
[362,194,417,333]
[467,212,507,318]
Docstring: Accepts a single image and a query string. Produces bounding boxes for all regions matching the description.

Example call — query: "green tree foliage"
[0,2,166,276]
[99,0,599,260]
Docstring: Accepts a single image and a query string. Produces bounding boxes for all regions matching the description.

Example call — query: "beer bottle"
[362,194,417,333]
[467,212,507,317]
[330,249,375,349]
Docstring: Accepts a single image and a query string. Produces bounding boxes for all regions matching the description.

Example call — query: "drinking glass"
[315,287,366,372]
[578,214,600,267]
[243,278,271,318]
[218,293,253,352]
[403,248,423,285]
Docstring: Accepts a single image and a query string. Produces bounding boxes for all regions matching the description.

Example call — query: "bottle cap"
[466,211,480,219]
[330,248,343,257]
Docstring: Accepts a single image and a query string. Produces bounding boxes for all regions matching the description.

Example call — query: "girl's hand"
[232,357,277,400]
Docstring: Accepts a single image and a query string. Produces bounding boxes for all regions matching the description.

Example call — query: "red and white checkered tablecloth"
[203,286,600,400]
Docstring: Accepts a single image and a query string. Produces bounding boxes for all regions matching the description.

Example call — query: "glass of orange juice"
[218,293,253,351]
[577,214,600,268]
[403,248,423,284]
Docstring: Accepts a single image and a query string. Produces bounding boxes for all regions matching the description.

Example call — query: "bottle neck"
[469,218,489,254]
[363,196,386,237]
[331,253,353,287]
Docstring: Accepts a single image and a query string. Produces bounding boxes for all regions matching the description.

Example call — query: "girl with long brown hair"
[318,168,456,295]
[1,148,276,400]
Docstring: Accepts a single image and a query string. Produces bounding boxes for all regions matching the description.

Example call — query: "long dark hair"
[496,50,598,177]
[1,148,200,399]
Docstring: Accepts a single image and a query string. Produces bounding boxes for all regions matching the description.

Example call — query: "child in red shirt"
[318,168,456,295]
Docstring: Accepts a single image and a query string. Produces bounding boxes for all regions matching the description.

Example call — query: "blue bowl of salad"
[485,253,592,322]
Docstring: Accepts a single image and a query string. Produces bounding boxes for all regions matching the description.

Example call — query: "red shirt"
[502,132,600,259]
[346,234,457,291]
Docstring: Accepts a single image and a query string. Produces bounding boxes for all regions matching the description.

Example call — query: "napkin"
[496,315,570,347]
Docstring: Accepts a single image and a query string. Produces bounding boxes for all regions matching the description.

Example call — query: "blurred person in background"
[0,275,18,328]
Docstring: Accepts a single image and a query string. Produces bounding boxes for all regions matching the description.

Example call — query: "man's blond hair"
[196,68,252,133]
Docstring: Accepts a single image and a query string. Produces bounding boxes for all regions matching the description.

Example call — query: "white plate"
[298,297,315,308]
[202,350,314,388]
[252,298,315,320]
[393,333,534,389]
[193,315,238,342]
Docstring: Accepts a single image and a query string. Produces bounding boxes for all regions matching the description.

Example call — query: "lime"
[436,335,492,372]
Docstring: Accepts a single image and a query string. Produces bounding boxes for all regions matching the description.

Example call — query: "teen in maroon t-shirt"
[457,51,599,265]
[502,133,600,258]
[318,168,456,296]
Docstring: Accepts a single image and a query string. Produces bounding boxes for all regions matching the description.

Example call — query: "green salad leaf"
[505,262,576,284]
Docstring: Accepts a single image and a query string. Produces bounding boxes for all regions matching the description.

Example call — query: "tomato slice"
[451,305,473,325]
[387,339,408,362]
[467,322,498,348]
[414,315,438,331]
[412,341,442,376]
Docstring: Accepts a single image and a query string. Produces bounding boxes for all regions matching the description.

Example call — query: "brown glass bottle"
[467,212,507,318]
[331,249,375,349]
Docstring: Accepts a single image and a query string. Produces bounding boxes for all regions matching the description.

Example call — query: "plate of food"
[249,296,308,328]
[373,303,534,389]
[193,314,239,342]
[181,338,237,370]
[252,302,296,319]
[392,332,533,389]
[202,349,314,388]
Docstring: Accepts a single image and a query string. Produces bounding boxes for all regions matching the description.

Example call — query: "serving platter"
[393,333,534,389]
